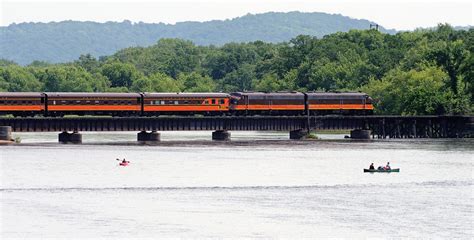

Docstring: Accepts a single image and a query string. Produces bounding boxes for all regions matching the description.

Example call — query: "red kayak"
[119,161,130,166]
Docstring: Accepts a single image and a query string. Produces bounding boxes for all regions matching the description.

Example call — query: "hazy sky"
[1,0,472,30]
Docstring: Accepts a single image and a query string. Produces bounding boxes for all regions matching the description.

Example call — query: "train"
[0,92,374,117]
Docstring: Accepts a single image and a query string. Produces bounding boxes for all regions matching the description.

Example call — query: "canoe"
[119,162,129,166]
[364,168,399,173]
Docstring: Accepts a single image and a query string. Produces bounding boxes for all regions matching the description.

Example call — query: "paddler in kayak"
[116,158,130,165]
[383,162,391,170]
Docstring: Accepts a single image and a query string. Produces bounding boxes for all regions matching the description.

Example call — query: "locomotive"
[0,92,373,117]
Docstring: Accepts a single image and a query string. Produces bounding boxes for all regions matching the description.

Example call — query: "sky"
[0,0,472,30]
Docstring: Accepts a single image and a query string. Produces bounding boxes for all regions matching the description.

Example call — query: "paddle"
[116,158,130,163]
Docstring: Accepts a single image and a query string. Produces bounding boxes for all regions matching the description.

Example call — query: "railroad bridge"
[0,115,472,143]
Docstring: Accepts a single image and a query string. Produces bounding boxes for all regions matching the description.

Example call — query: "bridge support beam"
[290,129,308,140]
[0,126,13,142]
[212,130,230,141]
[137,130,161,141]
[59,131,82,143]
[350,129,371,139]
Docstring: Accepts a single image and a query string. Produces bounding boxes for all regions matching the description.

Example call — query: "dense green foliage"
[0,12,393,65]
[0,25,472,115]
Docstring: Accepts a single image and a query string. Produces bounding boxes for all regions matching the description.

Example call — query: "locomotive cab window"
[219,99,225,104]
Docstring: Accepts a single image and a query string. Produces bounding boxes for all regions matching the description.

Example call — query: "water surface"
[1,132,473,238]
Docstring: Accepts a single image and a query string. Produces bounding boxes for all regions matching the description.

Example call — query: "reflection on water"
[1,132,473,238]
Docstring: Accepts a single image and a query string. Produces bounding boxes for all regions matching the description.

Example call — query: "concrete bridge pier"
[212,130,230,141]
[59,131,82,143]
[290,129,308,140]
[0,126,13,142]
[137,130,161,141]
[350,129,371,139]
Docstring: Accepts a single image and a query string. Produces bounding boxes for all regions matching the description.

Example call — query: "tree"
[37,66,108,92]
[100,62,142,89]
[221,64,255,91]
[75,54,100,72]
[0,66,42,92]
[0,75,9,91]
[118,39,201,77]
[178,72,216,92]
[131,72,182,92]
[149,72,182,92]
[0,59,18,67]
[363,66,455,115]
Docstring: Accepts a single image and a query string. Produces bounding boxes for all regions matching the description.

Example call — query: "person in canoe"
[384,162,391,170]
[369,163,375,170]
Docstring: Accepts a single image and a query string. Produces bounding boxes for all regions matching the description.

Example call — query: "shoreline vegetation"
[0,24,472,116]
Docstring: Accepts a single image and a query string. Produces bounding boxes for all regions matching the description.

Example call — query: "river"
[1,132,473,238]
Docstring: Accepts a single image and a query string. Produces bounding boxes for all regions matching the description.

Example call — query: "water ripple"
[1,180,471,192]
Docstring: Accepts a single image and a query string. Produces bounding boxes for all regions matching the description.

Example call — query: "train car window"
[211,99,216,105]
[76,100,81,104]
[174,100,179,105]
[220,99,225,104]
[12,101,17,104]
[128,101,132,105]
[95,100,100,104]
[0,101,3,104]
[21,100,26,104]
[161,100,165,105]
[28,101,33,104]
[104,101,108,104]
[184,100,189,104]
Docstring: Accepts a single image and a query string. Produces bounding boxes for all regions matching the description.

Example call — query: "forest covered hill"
[0,25,472,115]
[0,11,393,64]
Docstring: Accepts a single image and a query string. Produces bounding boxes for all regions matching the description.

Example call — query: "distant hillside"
[0,11,394,65]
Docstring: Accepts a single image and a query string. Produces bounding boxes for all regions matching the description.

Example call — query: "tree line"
[0,24,472,115]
